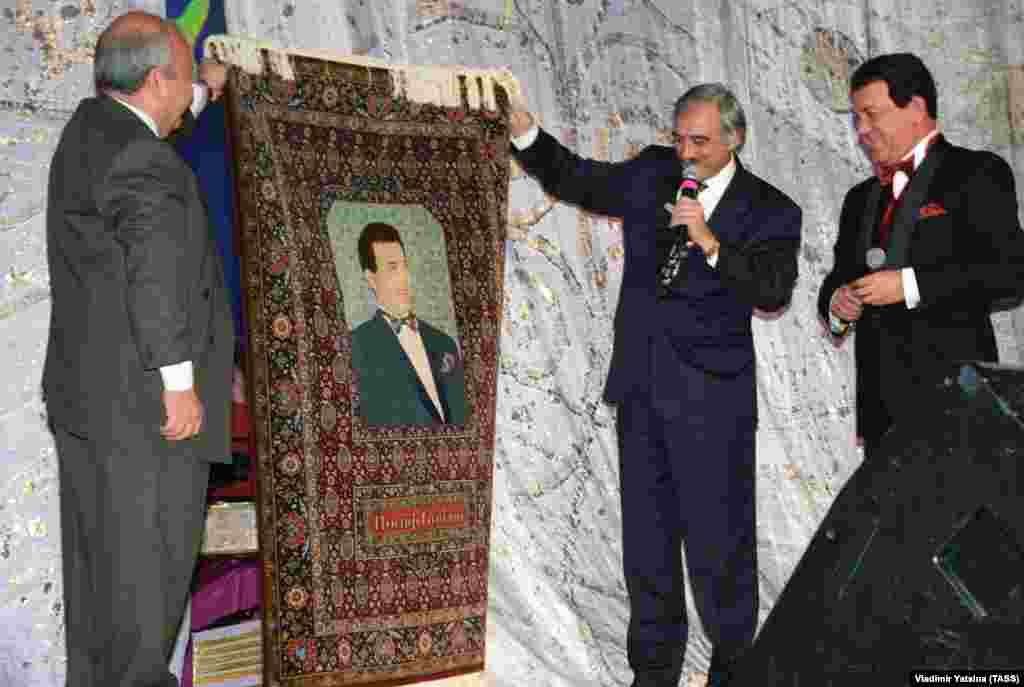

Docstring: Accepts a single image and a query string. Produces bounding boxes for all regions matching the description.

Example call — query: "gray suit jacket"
[44,95,234,463]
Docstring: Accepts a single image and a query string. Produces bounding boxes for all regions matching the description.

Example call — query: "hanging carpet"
[210,34,516,686]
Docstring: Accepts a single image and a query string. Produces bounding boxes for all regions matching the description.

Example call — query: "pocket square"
[919,202,947,219]
[440,351,459,375]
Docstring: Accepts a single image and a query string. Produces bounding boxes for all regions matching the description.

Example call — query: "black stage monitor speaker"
[735,362,1024,684]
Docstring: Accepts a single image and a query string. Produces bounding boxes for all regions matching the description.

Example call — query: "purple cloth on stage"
[180,558,262,687]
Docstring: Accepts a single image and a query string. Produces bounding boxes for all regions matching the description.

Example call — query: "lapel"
[887,135,948,268]
[420,326,451,422]
[857,135,949,269]
[654,158,684,278]
[656,157,684,230]
[858,183,884,264]
[706,159,754,237]
[372,315,443,423]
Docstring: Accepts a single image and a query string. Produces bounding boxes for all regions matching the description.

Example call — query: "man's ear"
[909,94,929,120]
[730,130,745,152]
[144,64,164,92]
[364,269,376,292]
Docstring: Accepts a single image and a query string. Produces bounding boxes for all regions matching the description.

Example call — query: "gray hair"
[94,20,176,95]
[672,83,747,153]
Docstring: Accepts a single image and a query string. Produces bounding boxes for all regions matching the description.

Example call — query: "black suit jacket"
[818,136,1024,444]
[43,95,234,463]
[513,129,802,404]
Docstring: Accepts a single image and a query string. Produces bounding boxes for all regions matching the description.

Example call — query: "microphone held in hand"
[675,164,702,205]
[657,162,700,297]
[865,247,887,272]
[833,248,888,335]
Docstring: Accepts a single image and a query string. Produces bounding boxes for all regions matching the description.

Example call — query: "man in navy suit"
[509,84,802,686]
[350,222,468,427]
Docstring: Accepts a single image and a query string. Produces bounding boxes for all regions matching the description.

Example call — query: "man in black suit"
[350,222,468,427]
[43,11,233,687]
[819,53,1024,457]
[509,84,802,686]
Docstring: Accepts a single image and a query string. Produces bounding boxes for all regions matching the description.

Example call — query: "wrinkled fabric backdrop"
[1,1,1023,686]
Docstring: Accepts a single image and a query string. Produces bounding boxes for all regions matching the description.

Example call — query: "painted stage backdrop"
[2,1,1024,686]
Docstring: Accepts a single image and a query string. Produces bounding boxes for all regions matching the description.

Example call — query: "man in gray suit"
[43,11,233,687]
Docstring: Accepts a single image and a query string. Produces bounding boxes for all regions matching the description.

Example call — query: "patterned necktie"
[657,177,711,296]
[380,309,418,334]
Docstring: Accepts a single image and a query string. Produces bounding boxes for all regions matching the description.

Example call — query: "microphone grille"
[681,161,698,180]
[866,247,887,271]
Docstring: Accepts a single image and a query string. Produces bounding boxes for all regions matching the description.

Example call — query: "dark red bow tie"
[877,157,915,186]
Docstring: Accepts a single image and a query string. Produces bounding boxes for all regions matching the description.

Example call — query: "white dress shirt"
[388,317,445,421]
[112,83,211,391]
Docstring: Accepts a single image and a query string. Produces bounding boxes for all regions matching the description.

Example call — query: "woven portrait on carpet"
[210,36,513,686]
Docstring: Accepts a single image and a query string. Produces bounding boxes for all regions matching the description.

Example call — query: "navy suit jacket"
[818,137,1024,444]
[513,129,802,404]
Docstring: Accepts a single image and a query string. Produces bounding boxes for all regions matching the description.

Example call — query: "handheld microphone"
[865,247,887,272]
[832,248,888,335]
[675,163,702,205]
[657,162,700,295]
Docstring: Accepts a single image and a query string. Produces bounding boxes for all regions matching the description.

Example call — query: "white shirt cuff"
[190,82,210,118]
[159,360,194,391]
[511,126,539,151]
[706,251,719,268]
[903,267,920,309]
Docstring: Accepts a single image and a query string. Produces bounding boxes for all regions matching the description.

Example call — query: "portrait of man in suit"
[509,83,802,687]
[350,222,468,427]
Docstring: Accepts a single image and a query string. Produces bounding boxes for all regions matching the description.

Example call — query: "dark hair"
[94,20,176,94]
[850,53,937,119]
[358,222,405,272]
[672,82,747,152]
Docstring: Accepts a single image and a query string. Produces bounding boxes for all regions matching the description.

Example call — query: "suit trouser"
[615,344,758,681]
[54,423,210,687]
